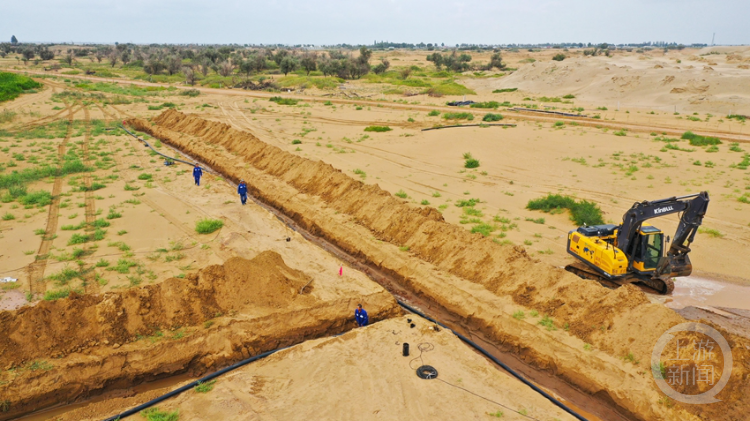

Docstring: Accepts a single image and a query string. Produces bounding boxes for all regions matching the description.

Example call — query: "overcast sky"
[2,0,748,46]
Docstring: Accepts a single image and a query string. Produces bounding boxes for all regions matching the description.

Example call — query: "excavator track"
[564,261,674,295]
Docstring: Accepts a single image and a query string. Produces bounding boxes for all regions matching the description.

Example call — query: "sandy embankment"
[129,109,750,421]
[0,251,399,419]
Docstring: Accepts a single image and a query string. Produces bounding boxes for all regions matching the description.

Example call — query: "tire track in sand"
[80,106,100,295]
[26,103,78,297]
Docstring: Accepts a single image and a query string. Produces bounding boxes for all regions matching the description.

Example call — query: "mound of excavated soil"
[127,109,750,421]
[0,251,400,419]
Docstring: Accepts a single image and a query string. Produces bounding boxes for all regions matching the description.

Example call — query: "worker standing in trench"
[238,179,248,205]
[193,163,203,186]
[355,304,368,327]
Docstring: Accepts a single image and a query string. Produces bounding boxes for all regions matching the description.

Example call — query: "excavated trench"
[0,252,400,420]
[124,110,750,421]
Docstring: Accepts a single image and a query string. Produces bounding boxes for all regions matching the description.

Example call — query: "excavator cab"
[630,225,664,273]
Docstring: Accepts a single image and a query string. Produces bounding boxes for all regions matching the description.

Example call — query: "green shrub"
[68,233,88,245]
[562,94,576,99]
[138,173,153,181]
[18,191,52,207]
[492,88,517,93]
[442,112,474,121]
[180,89,200,97]
[526,194,604,226]
[470,101,500,109]
[427,110,440,116]
[395,190,408,199]
[44,288,77,301]
[291,139,302,145]
[471,223,496,236]
[464,158,480,168]
[269,96,299,105]
[195,218,224,234]
[140,407,179,421]
[681,131,722,146]
[552,54,566,61]
[194,380,217,393]
[455,198,481,207]
[364,126,392,132]
[482,113,503,122]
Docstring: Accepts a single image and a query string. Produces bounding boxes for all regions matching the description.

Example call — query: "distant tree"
[167,56,184,75]
[61,53,74,66]
[239,58,254,79]
[144,59,165,75]
[274,49,290,65]
[95,51,105,63]
[300,52,317,75]
[10,35,18,44]
[199,58,211,76]
[183,67,196,85]
[109,50,118,67]
[39,49,54,61]
[120,50,131,65]
[372,58,390,74]
[280,56,299,76]
[252,54,266,73]
[426,52,444,69]
[22,49,35,62]
[552,53,566,61]
[218,60,234,77]
[487,53,505,70]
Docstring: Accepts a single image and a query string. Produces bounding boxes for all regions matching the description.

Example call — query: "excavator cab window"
[642,233,663,270]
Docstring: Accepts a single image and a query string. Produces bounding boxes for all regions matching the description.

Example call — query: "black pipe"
[119,125,197,167]
[421,123,516,131]
[397,301,589,421]
[101,346,289,421]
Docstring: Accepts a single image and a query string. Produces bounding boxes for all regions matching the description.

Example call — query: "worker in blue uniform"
[193,164,203,186]
[355,304,368,327]
[238,180,248,205]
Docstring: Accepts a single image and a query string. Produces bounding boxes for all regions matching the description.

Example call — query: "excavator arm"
[617,191,710,277]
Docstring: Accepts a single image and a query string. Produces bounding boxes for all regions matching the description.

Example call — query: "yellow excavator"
[565,192,710,294]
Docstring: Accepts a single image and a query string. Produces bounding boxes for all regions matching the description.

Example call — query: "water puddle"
[659,276,750,311]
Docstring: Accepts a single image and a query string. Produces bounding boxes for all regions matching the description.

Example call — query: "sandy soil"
[61,316,578,421]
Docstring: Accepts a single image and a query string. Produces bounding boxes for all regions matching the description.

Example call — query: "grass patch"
[698,227,724,238]
[538,315,557,331]
[469,101,500,109]
[269,96,299,105]
[492,88,518,93]
[442,112,474,121]
[395,190,408,199]
[527,194,604,226]
[140,407,179,421]
[427,110,440,116]
[681,131,722,146]
[194,379,217,393]
[44,288,80,301]
[471,223,496,236]
[364,126,392,132]
[195,218,224,234]
[482,113,503,122]
[0,72,42,103]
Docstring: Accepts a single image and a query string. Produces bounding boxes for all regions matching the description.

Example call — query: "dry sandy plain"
[1,46,750,421]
